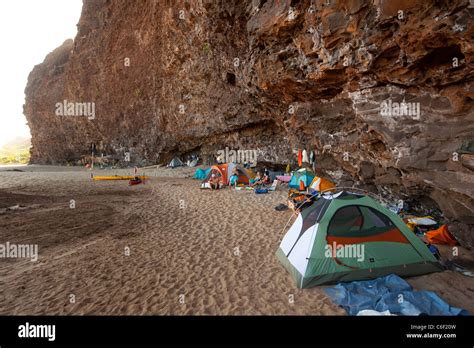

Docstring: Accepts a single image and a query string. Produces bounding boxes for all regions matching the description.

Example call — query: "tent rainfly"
[276,191,443,288]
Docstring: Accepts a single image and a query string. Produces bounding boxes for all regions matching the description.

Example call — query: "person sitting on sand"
[229,169,239,188]
[209,173,221,190]
[262,172,271,185]
[250,171,263,187]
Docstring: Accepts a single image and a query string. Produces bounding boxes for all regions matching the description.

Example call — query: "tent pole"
[280,212,297,237]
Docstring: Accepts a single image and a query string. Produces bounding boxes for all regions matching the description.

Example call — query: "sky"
[0,0,83,147]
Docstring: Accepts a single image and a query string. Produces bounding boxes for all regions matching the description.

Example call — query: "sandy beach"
[0,165,473,315]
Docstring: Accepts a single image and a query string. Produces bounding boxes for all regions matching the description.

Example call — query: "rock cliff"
[24,0,473,245]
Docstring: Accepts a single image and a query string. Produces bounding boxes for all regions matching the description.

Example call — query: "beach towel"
[324,274,468,316]
[255,188,268,194]
[276,175,292,183]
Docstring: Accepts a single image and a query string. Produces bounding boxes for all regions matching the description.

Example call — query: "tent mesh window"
[327,205,398,238]
[300,198,331,233]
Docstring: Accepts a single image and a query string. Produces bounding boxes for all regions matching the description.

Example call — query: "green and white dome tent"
[276,190,443,288]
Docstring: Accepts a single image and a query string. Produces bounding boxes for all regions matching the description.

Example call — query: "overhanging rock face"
[23,0,473,246]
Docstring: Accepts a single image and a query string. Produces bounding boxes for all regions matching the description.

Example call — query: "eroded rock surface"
[24,0,473,245]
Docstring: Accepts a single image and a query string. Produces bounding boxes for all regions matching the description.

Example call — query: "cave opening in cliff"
[417,44,464,70]
[226,72,236,86]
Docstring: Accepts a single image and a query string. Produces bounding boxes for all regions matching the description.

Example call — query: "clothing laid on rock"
[302,149,309,164]
[425,225,457,246]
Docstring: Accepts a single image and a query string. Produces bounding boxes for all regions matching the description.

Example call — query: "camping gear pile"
[324,274,468,316]
[287,189,317,211]
[404,215,458,247]
[280,151,336,211]
[286,174,335,212]
[425,225,457,246]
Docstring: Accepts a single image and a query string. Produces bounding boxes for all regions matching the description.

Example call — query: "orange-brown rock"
[24,0,473,246]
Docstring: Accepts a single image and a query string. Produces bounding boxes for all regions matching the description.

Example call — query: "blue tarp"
[193,167,211,180]
[324,274,469,316]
